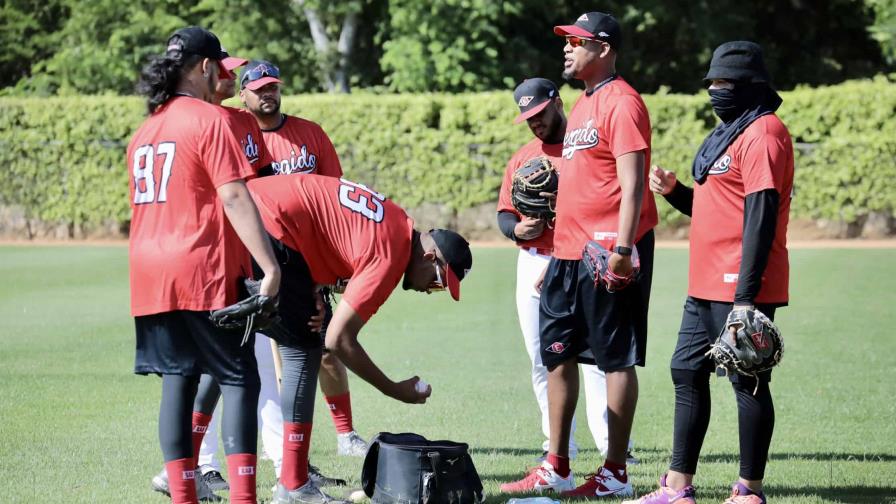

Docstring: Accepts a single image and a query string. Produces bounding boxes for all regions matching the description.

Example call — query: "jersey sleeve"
[200,113,254,187]
[606,94,650,159]
[339,258,403,322]
[315,126,344,178]
[741,131,789,196]
[497,154,522,216]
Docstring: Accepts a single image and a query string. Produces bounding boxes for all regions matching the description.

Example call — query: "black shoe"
[202,469,230,492]
[309,464,347,487]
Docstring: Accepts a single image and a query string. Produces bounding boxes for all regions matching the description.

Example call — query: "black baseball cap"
[166,27,228,60]
[704,41,771,84]
[430,229,473,301]
[554,12,622,50]
[240,60,283,91]
[513,78,559,124]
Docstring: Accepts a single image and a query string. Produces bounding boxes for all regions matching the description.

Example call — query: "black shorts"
[134,310,259,386]
[252,235,323,349]
[670,296,779,383]
[539,230,654,371]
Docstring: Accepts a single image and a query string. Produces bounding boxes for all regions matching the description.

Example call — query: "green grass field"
[0,245,894,504]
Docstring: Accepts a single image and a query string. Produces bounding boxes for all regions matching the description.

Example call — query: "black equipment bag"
[361,432,484,504]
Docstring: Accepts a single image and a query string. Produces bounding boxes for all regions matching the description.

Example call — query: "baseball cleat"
[722,482,765,504]
[201,469,229,492]
[309,464,347,487]
[151,467,223,502]
[499,462,575,494]
[272,480,350,504]
[336,431,369,457]
[560,466,633,498]
[621,474,696,504]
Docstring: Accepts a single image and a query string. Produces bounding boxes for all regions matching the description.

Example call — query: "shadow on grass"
[766,485,895,503]
[697,452,896,463]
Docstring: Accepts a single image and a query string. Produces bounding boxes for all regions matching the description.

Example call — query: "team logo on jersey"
[518,95,534,107]
[545,342,566,354]
[708,154,731,175]
[243,133,260,164]
[562,119,599,159]
[273,144,317,175]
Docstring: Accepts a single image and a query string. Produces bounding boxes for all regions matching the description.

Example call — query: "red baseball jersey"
[688,115,794,303]
[497,138,563,252]
[221,106,274,173]
[128,96,254,316]
[553,78,658,259]
[262,115,343,177]
[248,174,414,321]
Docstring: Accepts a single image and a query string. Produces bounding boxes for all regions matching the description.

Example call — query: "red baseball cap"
[513,78,559,124]
[240,60,283,91]
[430,229,472,301]
[554,12,622,50]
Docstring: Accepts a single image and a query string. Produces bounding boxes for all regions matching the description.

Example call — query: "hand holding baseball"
[649,165,677,195]
[393,376,431,404]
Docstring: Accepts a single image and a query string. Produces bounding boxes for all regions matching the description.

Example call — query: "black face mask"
[708,87,757,123]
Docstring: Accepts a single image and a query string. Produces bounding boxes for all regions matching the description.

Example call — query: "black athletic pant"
[161,373,259,461]
[669,298,777,480]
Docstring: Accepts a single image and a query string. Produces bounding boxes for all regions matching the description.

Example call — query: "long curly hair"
[136,44,203,114]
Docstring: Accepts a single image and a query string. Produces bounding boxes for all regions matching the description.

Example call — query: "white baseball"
[415,380,429,393]
[350,490,367,503]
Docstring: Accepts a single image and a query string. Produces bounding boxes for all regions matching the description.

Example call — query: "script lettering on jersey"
[273,144,317,174]
[708,153,731,175]
[562,119,599,159]
[242,133,260,164]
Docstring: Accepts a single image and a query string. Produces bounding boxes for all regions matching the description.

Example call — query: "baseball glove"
[209,278,279,346]
[707,308,783,388]
[511,157,559,220]
[582,240,639,292]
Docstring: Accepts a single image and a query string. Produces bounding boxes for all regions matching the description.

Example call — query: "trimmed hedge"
[0,77,893,235]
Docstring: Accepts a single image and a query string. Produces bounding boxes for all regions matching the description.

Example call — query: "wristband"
[614,246,632,256]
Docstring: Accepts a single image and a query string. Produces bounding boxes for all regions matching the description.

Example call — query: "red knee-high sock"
[325,392,354,434]
[226,453,257,503]
[165,457,199,504]
[281,422,312,490]
[191,411,212,468]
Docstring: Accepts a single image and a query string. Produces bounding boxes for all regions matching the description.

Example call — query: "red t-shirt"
[262,115,343,177]
[497,138,563,252]
[128,96,254,316]
[221,106,274,174]
[553,78,658,259]
[689,115,794,303]
[248,174,414,321]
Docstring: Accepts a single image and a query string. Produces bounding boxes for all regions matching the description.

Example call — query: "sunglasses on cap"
[566,35,599,48]
[241,63,280,85]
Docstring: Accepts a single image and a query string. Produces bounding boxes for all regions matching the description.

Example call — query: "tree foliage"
[0,0,893,94]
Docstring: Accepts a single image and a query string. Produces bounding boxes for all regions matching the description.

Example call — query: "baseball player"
[129,26,280,504]
[496,78,633,470]
[243,173,473,504]
[163,58,346,498]
[238,60,368,457]
[624,41,793,504]
[501,12,657,498]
